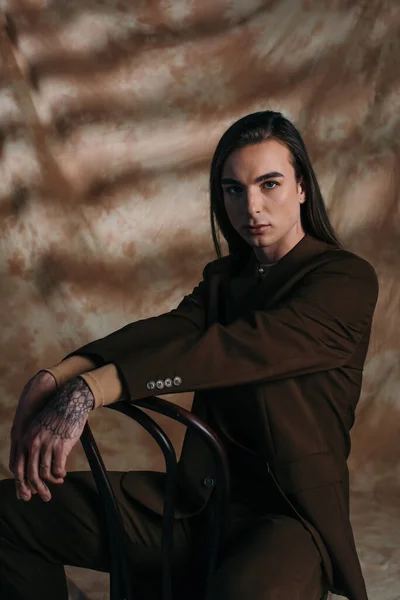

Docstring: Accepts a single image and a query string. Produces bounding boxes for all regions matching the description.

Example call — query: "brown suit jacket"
[70,234,379,600]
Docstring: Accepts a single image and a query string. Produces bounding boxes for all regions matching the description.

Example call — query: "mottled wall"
[1,1,399,599]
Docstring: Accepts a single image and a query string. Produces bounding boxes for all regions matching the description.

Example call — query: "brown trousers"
[0,472,328,600]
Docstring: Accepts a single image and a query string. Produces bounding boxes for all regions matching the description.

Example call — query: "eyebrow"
[221,172,285,185]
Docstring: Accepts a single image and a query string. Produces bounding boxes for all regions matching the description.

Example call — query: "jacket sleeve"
[65,261,211,371]
[67,254,379,403]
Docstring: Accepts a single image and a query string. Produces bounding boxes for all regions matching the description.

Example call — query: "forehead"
[222,139,292,176]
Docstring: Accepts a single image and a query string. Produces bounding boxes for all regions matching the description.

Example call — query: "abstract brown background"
[0,1,399,598]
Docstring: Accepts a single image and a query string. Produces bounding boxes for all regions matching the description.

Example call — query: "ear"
[297,179,305,203]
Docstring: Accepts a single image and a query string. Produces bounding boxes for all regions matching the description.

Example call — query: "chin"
[247,233,276,248]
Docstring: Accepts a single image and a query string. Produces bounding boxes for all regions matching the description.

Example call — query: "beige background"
[0,1,399,598]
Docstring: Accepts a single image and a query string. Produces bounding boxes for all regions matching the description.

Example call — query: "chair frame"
[80,396,230,600]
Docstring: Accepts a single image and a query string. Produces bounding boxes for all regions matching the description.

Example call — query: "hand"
[13,377,95,502]
[10,370,57,497]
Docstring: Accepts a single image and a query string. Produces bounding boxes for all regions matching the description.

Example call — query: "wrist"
[63,377,95,412]
[37,370,57,387]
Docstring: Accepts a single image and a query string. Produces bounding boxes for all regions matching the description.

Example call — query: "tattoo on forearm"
[35,378,94,440]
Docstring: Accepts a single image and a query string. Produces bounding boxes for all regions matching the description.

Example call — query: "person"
[0,111,378,600]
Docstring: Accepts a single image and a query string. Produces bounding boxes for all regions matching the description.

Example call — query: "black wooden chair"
[80,396,230,600]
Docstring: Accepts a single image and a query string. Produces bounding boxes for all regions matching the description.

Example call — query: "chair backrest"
[80,396,230,600]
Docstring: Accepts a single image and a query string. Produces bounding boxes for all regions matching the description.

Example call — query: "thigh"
[0,472,111,572]
[206,512,327,600]
[0,471,191,576]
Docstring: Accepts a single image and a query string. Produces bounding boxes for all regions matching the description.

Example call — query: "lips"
[246,224,270,231]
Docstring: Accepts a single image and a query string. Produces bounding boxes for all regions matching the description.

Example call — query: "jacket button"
[173,376,182,387]
[156,380,164,390]
[164,378,173,388]
[203,476,214,488]
[146,381,156,391]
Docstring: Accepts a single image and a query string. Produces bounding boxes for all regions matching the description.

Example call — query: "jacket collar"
[226,234,341,320]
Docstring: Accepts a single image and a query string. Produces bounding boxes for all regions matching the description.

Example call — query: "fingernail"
[16,492,21,500]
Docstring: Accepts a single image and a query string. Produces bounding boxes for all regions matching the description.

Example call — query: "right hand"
[9,370,63,498]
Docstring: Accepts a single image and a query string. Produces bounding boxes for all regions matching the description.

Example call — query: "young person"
[0,111,378,600]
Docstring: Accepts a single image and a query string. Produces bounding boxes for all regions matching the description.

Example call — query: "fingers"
[14,450,32,501]
[51,447,67,481]
[14,442,38,497]
[26,439,51,502]
[39,449,64,485]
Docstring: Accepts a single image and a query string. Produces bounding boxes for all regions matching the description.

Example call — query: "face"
[221,139,306,263]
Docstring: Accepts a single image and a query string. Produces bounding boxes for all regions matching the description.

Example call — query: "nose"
[245,188,262,216]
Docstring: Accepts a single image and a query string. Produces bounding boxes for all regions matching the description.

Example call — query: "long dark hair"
[209,111,343,261]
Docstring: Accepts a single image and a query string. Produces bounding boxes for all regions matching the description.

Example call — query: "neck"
[252,229,307,265]
[253,252,279,267]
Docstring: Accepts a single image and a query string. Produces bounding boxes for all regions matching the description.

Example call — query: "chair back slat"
[134,396,230,594]
[107,402,178,600]
[81,396,230,600]
[81,423,134,600]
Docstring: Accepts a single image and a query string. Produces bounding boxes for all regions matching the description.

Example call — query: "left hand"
[14,377,95,502]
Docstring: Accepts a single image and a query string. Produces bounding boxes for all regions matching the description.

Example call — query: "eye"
[262,181,278,189]
[223,185,243,196]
